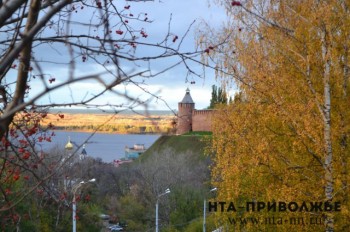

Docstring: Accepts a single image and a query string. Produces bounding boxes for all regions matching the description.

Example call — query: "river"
[38,131,161,163]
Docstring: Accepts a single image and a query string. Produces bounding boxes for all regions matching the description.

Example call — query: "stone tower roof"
[180,88,194,104]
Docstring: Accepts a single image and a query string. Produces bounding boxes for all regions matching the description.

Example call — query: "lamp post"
[72,178,96,232]
[156,188,170,232]
[203,187,217,232]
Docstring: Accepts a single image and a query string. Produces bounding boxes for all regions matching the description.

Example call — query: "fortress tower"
[177,88,195,134]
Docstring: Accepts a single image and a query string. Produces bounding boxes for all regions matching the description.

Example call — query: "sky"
[6,0,235,112]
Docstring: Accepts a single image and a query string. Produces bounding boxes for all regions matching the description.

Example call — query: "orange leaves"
[210,98,324,207]
[209,0,350,226]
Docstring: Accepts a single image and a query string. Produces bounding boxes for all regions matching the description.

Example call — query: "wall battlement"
[193,109,214,115]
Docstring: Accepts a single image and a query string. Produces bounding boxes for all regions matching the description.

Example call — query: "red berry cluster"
[204,46,215,54]
[232,1,242,6]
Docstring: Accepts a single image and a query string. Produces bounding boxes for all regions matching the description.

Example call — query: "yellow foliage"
[206,0,350,231]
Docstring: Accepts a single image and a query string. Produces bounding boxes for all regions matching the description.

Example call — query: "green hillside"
[141,134,211,161]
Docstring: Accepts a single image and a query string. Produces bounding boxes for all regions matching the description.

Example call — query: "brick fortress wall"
[192,109,213,132]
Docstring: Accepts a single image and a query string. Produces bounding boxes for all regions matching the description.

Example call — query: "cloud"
[29,60,237,110]
[20,0,235,111]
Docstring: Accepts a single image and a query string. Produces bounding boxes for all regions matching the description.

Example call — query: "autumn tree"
[202,0,350,231]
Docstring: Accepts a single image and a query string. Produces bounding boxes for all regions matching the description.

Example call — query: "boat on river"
[113,144,146,167]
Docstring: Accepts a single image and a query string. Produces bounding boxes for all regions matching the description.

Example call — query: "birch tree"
[203,0,350,231]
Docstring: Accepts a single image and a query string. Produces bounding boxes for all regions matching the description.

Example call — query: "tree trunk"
[0,0,41,138]
[321,26,334,232]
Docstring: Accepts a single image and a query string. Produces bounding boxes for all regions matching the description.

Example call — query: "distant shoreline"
[41,112,175,134]
[51,127,165,135]
[48,108,176,116]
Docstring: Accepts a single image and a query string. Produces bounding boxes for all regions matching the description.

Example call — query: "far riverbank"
[42,112,175,134]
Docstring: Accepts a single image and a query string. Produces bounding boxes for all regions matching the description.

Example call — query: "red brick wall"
[192,110,213,132]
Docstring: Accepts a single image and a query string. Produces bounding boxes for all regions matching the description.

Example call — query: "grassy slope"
[140,134,211,161]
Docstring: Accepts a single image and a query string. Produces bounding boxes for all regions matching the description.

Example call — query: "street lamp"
[72,178,96,232]
[156,188,170,232]
[203,187,217,232]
